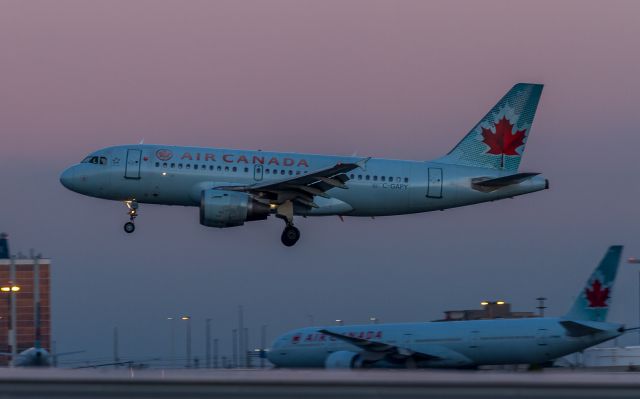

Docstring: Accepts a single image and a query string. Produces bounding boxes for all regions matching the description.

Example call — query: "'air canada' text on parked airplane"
[60,83,548,246]
[267,246,629,369]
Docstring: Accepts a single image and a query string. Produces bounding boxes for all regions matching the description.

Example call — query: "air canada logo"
[585,278,610,308]
[155,149,173,161]
[481,116,527,156]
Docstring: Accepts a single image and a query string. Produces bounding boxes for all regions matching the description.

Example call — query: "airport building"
[0,234,51,365]
[437,300,536,321]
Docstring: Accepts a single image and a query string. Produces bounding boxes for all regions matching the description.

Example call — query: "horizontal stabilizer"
[560,320,607,337]
[472,173,540,192]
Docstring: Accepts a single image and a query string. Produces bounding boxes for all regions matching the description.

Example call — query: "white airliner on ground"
[267,246,630,369]
[60,83,548,246]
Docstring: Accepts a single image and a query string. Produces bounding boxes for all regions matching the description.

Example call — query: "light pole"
[205,318,211,368]
[181,316,191,368]
[1,284,20,365]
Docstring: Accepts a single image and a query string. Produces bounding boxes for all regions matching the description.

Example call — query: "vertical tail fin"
[564,246,623,322]
[437,83,543,172]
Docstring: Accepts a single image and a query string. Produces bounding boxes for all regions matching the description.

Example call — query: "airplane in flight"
[267,246,630,369]
[60,83,548,246]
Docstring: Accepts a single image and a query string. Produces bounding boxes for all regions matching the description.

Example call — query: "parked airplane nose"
[59,167,76,191]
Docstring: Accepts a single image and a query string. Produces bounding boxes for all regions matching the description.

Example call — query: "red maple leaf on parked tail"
[585,279,610,308]
[481,116,527,156]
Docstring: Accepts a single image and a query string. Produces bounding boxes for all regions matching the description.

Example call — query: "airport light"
[369,316,378,324]
[335,319,344,326]
[181,316,192,368]
[0,286,20,292]
[496,301,506,305]
[480,301,489,306]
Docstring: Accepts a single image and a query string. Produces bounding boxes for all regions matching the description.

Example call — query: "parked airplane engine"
[324,351,364,369]
[200,190,270,228]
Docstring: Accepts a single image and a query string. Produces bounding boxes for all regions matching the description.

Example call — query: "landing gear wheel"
[281,226,300,247]
[124,222,136,234]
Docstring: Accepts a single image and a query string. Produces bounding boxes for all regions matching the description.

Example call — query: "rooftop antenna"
[30,250,41,350]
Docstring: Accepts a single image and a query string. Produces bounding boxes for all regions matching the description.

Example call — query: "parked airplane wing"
[318,329,440,361]
[559,320,611,337]
[219,159,369,208]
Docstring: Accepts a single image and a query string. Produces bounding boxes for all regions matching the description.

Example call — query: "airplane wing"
[318,329,440,362]
[218,158,370,208]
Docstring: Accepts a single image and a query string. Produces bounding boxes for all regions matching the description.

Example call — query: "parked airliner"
[267,246,629,369]
[60,83,548,246]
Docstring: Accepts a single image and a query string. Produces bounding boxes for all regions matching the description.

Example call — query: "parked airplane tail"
[564,246,623,322]
[438,83,543,172]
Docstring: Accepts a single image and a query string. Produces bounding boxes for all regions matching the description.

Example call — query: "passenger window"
[381,176,385,181]
[350,174,354,179]
[217,166,221,171]
[162,163,167,168]
[225,166,229,171]
[365,175,370,180]
[388,176,393,182]
[171,163,175,168]
[194,165,198,170]
[186,164,191,169]
[404,177,409,183]
[232,166,237,172]
[288,170,293,175]
[155,162,160,167]
[265,169,270,174]
[178,164,183,169]
[99,157,107,165]
[244,167,249,173]
[358,175,362,180]
[373,176,378,181]
[210,165,214,171]
[396,177,401,182]
[281,170,285,175]
[296,170,301,175]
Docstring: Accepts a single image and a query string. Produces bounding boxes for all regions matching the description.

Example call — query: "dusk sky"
[2,0,640,364]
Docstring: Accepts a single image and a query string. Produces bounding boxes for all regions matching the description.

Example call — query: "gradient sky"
[2,0,640,365]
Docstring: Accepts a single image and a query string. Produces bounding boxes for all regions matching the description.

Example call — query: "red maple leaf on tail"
[481,116,527,155]
[585,279,610,308]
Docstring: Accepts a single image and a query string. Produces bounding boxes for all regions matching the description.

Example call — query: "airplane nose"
[59,167,76,191]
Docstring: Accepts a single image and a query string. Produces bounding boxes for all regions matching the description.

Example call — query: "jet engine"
[200,189,270,228]
[324,351,364,369]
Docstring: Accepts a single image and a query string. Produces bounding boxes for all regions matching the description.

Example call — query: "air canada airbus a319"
[60,83,548,246]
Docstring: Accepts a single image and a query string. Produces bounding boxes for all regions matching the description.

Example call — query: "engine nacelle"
[324,351,363,369]
[200,190,270,228]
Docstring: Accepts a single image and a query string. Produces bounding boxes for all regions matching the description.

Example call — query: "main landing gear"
[281,224,300,247]
[123,200,138,234]
[277,200,300,247]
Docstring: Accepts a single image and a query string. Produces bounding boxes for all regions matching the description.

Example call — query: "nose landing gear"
[124,200,138,234]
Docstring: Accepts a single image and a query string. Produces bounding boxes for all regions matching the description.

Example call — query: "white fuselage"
[268,318,621,368]
[60,144,548,217]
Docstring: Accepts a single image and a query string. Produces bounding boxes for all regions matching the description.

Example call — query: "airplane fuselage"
[60,144,548,217]
[268,318,621,368]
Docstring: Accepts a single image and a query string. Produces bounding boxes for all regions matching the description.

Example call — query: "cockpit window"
[81,156,108,165]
